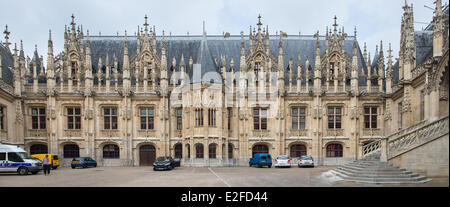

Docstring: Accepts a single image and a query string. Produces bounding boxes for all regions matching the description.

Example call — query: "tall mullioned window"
[104,107,118,130]
[31,107,46,129]
[364,107,378,129]
[292,107,306,130]
[328,107,342,129]
[176,108,182,130]
[67,107,81,130]
[253,108,268,130]
[208,108,216,127]
[227,108,232,130]
[140,107,155,130]
[195,108,204,127]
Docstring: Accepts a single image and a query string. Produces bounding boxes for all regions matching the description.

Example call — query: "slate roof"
[88,34,369,85]
[0,43,14,86]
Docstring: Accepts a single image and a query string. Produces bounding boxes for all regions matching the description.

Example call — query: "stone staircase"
[329,152,432,184]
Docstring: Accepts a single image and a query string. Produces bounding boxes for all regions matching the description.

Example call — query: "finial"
[3,24,11,49]
[144,14,149,32]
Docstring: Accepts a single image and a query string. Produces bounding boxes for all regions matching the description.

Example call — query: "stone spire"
[378,40,385,92]
[400,0,416,80]
[351,28,359,92]
[84,30,93,90]
[160,30,168,96]
[47,30,55,84]
[433,0,444,57]
[313,31,321,89]
[367,52,372,92]
[277,30,285,93]
[386,43,393,94]
[123,30,130,86]
[3,25,11,52]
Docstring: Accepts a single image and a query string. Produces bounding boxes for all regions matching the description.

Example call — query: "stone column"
[380,137,388,162]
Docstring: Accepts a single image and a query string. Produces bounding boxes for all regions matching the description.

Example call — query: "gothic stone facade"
[0,2,448,167]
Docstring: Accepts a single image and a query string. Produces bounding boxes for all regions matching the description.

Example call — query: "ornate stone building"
[0,1,448,168]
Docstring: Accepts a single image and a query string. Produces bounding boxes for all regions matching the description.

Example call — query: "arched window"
[63,144,79,158]
[290,144,307,158]
[326,144,343,157]
[174,144,182,159]
[30,144,48,155]
[103,144,120,159]
[195,144,204,158]
[208,144,216,159]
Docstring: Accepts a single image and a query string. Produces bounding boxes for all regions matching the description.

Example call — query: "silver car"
[298,155,314,168]
[274,155,291,168]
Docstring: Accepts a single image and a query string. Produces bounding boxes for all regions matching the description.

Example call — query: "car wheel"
[168,165,173,170]
[268,165,272,168]
[71,166,75,169]
[18,167,28,175]
[83,164,87,168]
[52,166,57,170]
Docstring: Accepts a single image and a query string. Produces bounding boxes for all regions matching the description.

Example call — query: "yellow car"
[31,154,60,169]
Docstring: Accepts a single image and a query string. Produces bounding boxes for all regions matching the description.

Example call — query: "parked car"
[274,155,291,168]
[298,155,314,168]
[153,156,180,171]
[71,157,97,169]
[31,154,60,169]
[249,153,272,168]
[0,144,42,175]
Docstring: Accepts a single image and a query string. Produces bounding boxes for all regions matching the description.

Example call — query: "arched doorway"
[290,144,307,158]
[139,145,156,166]
[174,143,182,159]
[30,144,48,155]
[252,144,269,157]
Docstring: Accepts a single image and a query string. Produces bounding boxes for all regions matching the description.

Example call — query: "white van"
[0,144,43,175]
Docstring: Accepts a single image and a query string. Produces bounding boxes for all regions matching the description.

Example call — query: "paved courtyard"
[0,166,448,187]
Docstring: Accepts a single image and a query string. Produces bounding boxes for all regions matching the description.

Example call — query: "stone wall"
[389,134,449,178]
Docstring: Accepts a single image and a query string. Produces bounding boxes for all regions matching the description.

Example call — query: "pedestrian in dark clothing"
[43,155,50,176]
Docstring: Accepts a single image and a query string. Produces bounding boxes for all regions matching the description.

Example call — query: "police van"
[0,144,43,175]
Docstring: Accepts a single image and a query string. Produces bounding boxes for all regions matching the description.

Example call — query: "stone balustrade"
[388,116,449,160]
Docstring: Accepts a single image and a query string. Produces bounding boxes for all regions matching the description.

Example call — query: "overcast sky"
[0,0,440,65]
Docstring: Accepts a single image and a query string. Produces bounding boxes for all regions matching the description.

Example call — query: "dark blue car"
[249,153,272,168]
[71,157,97,169]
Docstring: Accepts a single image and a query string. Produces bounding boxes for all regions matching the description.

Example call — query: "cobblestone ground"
[0,166,448,187]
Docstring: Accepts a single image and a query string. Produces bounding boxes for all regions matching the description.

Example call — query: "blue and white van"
[0,144,43,175]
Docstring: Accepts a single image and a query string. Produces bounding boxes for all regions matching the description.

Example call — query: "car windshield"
[17,152,31,159]
[277,156,289,160]
[156,157,170,162]
[73,158,83,161]
[301,156,312,160]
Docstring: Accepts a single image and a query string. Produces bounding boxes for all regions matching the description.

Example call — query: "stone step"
[334,168,420,178]
[341,165,406,172]
[344,163,393,168]
[330,170,431,184]
[336,167,414,175]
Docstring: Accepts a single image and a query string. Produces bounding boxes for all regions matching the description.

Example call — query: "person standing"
[42,155,50,176]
